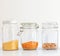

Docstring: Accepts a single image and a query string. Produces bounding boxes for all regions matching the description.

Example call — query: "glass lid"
[42,22,58,29]
[20,23,39,29]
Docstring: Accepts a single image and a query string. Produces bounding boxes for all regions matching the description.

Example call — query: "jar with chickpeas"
[42,22,58,50]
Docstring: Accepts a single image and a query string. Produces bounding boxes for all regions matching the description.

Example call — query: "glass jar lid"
[20,23,39,29]
[42,22,58,29]
[3,21,17,24]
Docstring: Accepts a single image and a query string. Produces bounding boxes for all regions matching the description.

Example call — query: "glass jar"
[2,21,18,51]
[42,22,58,50]
[19,23,39,50]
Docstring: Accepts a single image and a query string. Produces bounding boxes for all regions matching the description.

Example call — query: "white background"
[0,0,60,49]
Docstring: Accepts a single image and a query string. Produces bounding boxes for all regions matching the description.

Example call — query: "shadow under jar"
[19,23,39,50]
[42,22,58,50]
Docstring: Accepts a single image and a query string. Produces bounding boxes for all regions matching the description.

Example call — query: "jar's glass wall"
[21,29,37,43]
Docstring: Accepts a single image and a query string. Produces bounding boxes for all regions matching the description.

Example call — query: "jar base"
[42,48,57,50]
[23,48,37,50]
[3,48,18,51]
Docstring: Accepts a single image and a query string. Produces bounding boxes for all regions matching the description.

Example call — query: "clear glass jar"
[19,23,39,50]
[42,22,58,50]
[2,21,18,51]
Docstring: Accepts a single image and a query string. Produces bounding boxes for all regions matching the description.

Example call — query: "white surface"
[0,0,60,48]
[0,49,60,56]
